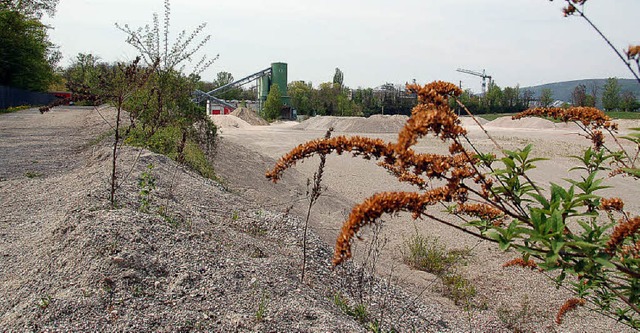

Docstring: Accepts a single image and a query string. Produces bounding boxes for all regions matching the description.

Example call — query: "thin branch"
[567,2,640,85]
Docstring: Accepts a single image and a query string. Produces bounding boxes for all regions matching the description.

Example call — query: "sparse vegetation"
[0,105,31,113]
[403,231,475,305]
[137,163,155,212]
[24,171,43,178]
[256,292,269,321]
[332,293,370,325]
[403,231,469,276]
[497,295,536,333]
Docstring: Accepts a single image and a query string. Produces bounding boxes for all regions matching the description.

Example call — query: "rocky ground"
[0,107,503,332]
[1,107,638,332]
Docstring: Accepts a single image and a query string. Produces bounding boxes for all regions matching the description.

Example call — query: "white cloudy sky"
[44,0,639,92]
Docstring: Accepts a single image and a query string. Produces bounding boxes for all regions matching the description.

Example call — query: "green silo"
[271,62,290,106]
[259,75,271,100]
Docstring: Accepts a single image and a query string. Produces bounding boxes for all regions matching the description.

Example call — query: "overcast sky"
[44,0,640,93]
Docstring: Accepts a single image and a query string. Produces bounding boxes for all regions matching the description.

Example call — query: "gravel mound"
[485,116,556,129]
[210,114,251,129]
[458,116,489,128]
[231,107,269,126]
[293,115,408,133]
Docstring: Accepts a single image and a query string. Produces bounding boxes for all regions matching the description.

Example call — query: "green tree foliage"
[485,81,503,112]
[352,87,379,116]
[620,91,640,112]
[540,88,554,108]
[602,77,621,111]
[212,71,241,100]
[63,53,110,94]
[0,9,59,91]
[263,84,283,121]
[0,0,58,18]
[288,80,314,115]
[333,67,344,87]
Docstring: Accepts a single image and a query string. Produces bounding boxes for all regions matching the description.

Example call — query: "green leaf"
[622,168,640,178]
[594,257,616,270]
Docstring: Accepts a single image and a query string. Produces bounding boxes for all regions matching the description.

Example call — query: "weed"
[24,171,43,179]
[497,295,536,333]
[0,105,31,114]
[256,292,269,321]
[332,293,369,325]
[36,295,51,310]
[403,231,469,276]
[441,272,476,307]
[131,284,144,297]
[231,210,239,221]
[137,163,156,212]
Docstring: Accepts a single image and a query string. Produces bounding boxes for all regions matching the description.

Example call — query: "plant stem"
[568,2,640,85]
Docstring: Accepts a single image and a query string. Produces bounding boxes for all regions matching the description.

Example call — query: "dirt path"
[0,106,113,180]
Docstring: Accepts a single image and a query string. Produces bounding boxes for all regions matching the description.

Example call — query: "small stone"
[111,256,124,264]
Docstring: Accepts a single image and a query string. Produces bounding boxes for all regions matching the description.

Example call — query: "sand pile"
[294,114,409,133]
[458,116,489,128]
[231,107,269,126]
[486,116,556,129]
[210,114,251,129]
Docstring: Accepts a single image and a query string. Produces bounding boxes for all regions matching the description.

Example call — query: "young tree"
[602,77,621,111]
[263,84,282,121]
[333,67,344,88]
[571,84,588,107]
[620,90,640,112]
[288,80,313,115]
[539,88,554,108]
[116,0,217,159]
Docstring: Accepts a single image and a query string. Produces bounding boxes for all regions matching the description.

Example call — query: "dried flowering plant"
[267,81,640,329]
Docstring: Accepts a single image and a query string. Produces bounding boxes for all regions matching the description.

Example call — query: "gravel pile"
[209,115,251,129]
[231,107,269,126]
[293,115,409,133]
[485,116,556,129]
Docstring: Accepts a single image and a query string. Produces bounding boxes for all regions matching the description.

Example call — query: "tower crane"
[456,68,492,95]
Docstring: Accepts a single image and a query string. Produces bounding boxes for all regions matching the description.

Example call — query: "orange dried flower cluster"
[555,298,586,324]
[455,203,503,221]
[334,187,467,264]
[606,216,640,255]
[513,107,612,128]
[627,45,640,60]
[266,136,394,182]
[406,81,462,106]
[503,258,538,270]
[266,81,484,266]
[513,107,616,149]
[560,0,587,17]
[591,130,605,150]
[600,197,625,212]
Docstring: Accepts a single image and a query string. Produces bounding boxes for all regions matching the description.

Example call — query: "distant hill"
[522,78,640,108]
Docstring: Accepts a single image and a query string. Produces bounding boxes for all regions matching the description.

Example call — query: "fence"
[0,85,57,109]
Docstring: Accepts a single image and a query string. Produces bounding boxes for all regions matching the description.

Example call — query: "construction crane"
[456,68,492,95]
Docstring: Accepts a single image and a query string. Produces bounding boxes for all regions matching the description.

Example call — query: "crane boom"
[456,68,492,94]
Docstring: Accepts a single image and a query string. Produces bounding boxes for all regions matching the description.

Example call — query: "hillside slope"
[522,78,640,106]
